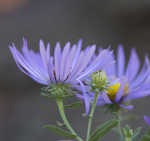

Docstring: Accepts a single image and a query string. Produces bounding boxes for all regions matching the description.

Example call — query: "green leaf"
[141,130,150,141]
[64,101,82,109]
[89,120,118,141]
[43,124,76,139]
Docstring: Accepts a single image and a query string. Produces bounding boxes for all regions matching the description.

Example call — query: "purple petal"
[9,45,49,85]
[115,77,127,102]
[69,50,84,81]
[71,40,82,71]
[104,52,116,77]
[63,44,76,81]
[117,45,125,77]
[77,49,114,80]
[124,89,150,101]
[59,42,70,81]
[39,40,50,76]
[70,45,96,81]
[130,56,150,88]
[54,42,61,81]
[97,92,112,106]
[125,48,140,82]
[78,80,91,115]
[144,116,150,126]
[120,104,134,110]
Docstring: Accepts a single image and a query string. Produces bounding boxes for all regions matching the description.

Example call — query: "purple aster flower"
[144,116,150,126]
[9,38,113,89]
[77,45,150,114]
[103,46,150,109]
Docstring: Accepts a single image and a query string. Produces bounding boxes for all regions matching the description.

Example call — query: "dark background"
[1,0,150,141]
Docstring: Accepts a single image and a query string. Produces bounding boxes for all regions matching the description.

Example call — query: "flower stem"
[116,112,124,141]
[86,92,99,141]
[56,98,83,141]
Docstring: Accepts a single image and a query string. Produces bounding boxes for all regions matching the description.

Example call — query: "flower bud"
[91,70,108,92]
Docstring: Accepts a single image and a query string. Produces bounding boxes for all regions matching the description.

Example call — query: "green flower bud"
[91,70,108,92]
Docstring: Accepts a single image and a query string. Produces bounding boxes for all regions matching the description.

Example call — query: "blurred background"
[1,0,150,141]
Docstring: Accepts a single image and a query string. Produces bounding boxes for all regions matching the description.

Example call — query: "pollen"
[106,83,128,101]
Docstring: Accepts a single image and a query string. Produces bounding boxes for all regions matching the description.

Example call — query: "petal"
[54,42,61,81]
[124,89,150,101]
[77,49,114,80]
[22,40,48,78]
[104,52,116,77]
[71,40,82,72]
[130,56,150,88]
[39,40,49,73]
[144,116,150,126]
[115,77,127,102]
[70,45,96,81]
[117,45,125,77]
[9,45,49,85]
[125,48,140,82]
[97,92,112,106]
[120,104,134,110]
[59,42,70,81]
[63,44,76,81]
[78,80,91,115]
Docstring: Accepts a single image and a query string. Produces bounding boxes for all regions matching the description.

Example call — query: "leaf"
[89,120,118,141]
[43,125,76,139]
[141,130,150,141]
[64,101,82,109]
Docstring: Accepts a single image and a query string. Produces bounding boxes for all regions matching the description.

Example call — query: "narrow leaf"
[89,120,118,141]
[64,101,82,109]
[43,125,76,139]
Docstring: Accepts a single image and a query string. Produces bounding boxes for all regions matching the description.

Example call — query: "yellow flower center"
[106,83,128,101]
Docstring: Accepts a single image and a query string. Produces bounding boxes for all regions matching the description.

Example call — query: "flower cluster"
[9,39,150,141]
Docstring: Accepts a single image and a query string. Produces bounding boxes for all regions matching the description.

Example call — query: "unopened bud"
[91,70,108,92]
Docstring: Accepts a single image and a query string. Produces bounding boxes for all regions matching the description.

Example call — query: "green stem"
[116,112,124,141]
[86,92,99,141]
[56,99,83,141]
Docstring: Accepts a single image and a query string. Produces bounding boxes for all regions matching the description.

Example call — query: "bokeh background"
[1,0,150,141]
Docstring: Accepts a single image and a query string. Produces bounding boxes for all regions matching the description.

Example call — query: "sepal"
[41,83,75,99]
